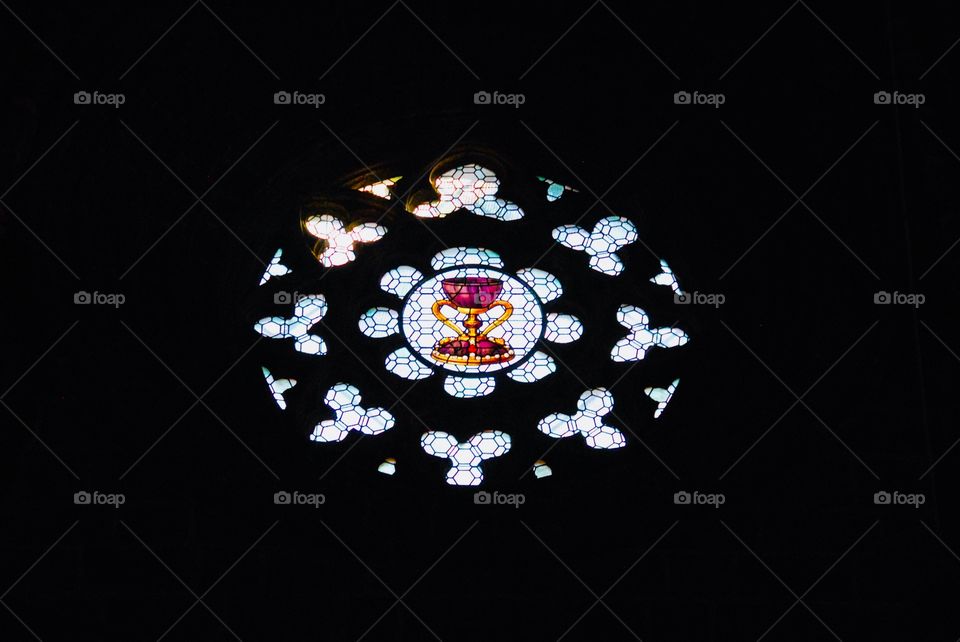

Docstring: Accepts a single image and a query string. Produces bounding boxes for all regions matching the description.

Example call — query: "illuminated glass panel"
[259,248,292,285]
[611,304,689,362]
[420,430,511,485]
[411,164,524,221]
[305,214,387,267]
[310,382,395,442]
[552,215,638,276]
[537,388,626,450]
[357,176,401,199]
[644,378,680,419]
[254,295,328,356]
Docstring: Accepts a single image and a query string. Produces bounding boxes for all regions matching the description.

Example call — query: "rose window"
[249,152,692,486]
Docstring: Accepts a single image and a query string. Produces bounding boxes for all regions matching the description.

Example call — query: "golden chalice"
[430,277,515,366]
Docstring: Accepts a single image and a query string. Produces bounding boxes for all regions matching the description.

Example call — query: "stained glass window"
[250,153,691,486]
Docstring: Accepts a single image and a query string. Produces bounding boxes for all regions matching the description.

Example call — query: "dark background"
[2,1,959,639]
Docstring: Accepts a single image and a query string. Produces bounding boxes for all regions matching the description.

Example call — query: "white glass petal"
[443,375,496,398]
[544,313,583,344]
[515,268,563,303]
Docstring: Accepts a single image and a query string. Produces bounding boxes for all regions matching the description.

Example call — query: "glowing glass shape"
[357,176,401,199]
[310,382,395,442]
[259,249,292,285]
[537,388,626,450]
[358,307,399,338]
[411,164,524,221]
[430,247,504,270]
[261,367,296,410]
[611,304,689,362]
[367,252,580,397]
[443,375,496,398]
[544,313,584,344]
[533,460,553,478]
[649,259,683,295]
[420,430,512,485]
[515,268,563,303]
[505,351,556,383]
[380,265,424,299]
[254,295,328,355]
[537,176,578,202]
[305,214,387,267]
[644,378,679,419]
[377,457,397,475]
[552,216,638,276]
[385,347,434,380]
[401,267,543,375]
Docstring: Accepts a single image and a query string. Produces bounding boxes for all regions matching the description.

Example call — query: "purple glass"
[441,277,503,309]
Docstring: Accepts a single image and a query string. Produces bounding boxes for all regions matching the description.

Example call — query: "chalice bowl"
[430,277,516,366]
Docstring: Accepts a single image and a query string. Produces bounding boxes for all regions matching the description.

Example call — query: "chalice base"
[431,336,516,366]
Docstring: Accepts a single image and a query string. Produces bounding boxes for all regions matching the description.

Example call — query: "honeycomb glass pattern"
[538,388,626,450]
[543,313,584,344]
[552,215,638,276]
[410,164,524,221]
[505,351,556,383]
[430,246,504,270]
[384,347,434,380]
[380,265,424,299]
[253,294,328,356]
[611,304,690,362]
[515,267,563,303]
[443,375,496,397]
[358,307,399,338]
[420,430,512,486]
[310,383,396,443]
[305,213,387,267]
[400,267,544,375]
